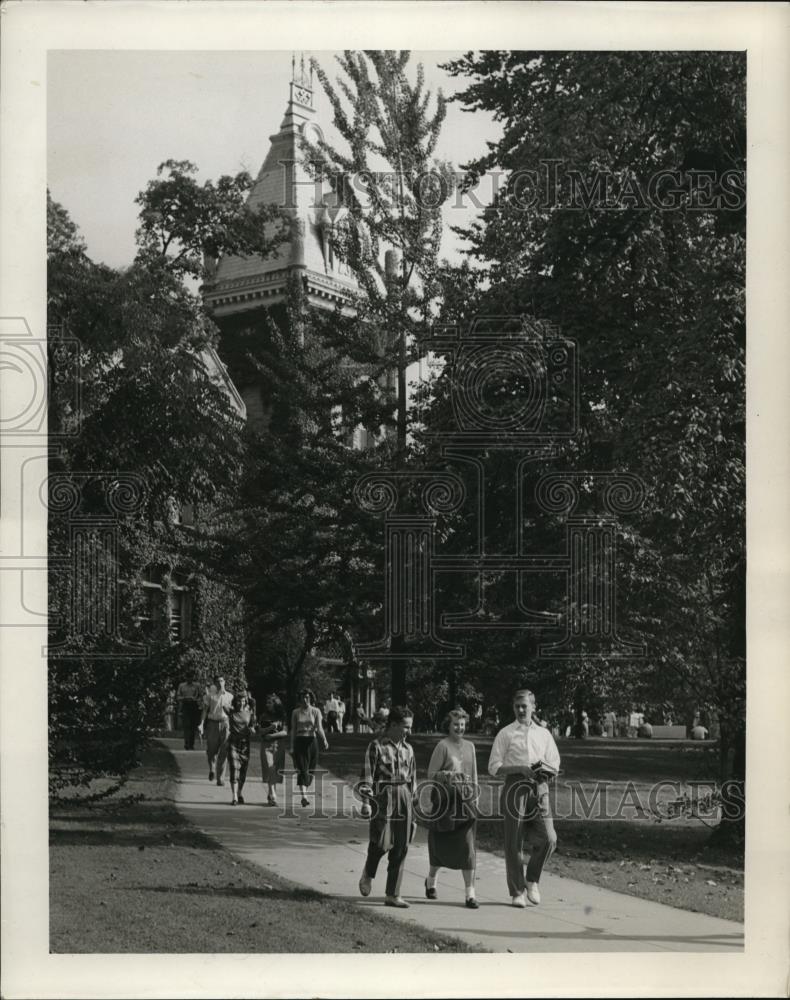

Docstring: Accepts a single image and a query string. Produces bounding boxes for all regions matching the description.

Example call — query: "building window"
[139,582,163,637]
[168,498,196,527]
[168,589,192,643]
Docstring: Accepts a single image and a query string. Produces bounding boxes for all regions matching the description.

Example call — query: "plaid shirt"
[363,736,416,807]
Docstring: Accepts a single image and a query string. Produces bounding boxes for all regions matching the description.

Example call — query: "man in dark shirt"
[176,673,203,750]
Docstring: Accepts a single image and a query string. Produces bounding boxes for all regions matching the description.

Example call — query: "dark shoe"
[358,873,372,897]
[217,780,224,787]
[424,878,437,900]
[301,796,309,808]
[231,800,238,806]
[237,795,245,804]
[267,794,277,806]
[209,770,215,781]
[465,896,479,909]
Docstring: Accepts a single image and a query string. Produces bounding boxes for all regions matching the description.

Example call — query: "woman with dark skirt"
[259,694,288,806]
[227,692,253,806]
[289,689,329,808]
[424,708,480,908]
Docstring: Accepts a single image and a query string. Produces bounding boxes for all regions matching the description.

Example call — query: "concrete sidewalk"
[168,739,744,954]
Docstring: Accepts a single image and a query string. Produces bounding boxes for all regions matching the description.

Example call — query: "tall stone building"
[203,58,357,429]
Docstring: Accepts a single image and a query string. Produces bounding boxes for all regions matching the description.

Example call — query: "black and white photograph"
[1,3,788,998]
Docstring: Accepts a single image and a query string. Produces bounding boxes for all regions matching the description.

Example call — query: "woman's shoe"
[237,795,245,805]
[465,896,479,909]
[424,878,438,900]
[301,796,309,808]
[231,800,238,806]
[267,794,277,806]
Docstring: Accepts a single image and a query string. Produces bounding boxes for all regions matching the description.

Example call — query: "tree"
[220,293,391,711]
[47,162,287,788]
[306,50,456,704]
[440,52,745,815]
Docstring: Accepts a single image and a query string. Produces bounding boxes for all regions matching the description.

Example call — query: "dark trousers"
[205,719,229,780]
[502,776,557,895]
[292,736,318,787]
[364,817,410,897]
[181,701,200,749]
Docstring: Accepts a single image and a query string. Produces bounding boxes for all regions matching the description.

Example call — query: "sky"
[47,49,502,270]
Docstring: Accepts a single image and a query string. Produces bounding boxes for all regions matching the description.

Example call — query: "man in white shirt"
[198,674,233,785]
[324,693,341,734]
[488,688,560,908]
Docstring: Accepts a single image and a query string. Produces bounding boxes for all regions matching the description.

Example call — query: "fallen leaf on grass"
[706,880,717,886]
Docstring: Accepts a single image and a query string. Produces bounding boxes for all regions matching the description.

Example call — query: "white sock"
[466,887,476,899]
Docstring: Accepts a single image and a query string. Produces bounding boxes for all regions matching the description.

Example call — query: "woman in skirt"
[259,694,288,806]
[424,708,480,907]
[289,689,329,808]
[227,692,253,806]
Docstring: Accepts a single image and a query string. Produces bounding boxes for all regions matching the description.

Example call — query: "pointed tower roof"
[203,59,356,317]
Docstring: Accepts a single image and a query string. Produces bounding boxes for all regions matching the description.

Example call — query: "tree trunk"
[390,639,407,706]
[711,715,745,849]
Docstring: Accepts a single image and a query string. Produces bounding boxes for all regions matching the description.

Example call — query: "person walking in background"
[424,708,480,908]
[488,688,560,908]
[259,694,288,806]
[324,692,340,734]
[199,674,233,786]
[289,689,329,808]
[164,689,176,732]
[337,696,346,733]
[245,688,257,729]
[176,672,203,750]
[227,693,253,806]
[357,706,417,909]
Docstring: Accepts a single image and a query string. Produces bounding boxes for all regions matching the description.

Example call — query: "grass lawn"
[322,733,744,924]
[49,744,480,953]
